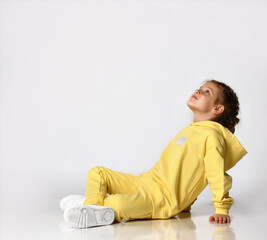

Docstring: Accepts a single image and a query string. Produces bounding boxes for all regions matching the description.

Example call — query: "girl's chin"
[186,101,194,110]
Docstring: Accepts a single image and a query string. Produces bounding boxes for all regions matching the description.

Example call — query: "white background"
[0,0,266,217]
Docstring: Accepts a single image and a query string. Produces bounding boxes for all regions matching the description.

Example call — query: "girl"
[60,80,247,228]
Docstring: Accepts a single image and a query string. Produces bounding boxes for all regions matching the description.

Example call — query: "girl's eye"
[199,88,210,94]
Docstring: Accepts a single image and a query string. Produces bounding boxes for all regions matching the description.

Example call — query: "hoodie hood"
[189,120,247,171]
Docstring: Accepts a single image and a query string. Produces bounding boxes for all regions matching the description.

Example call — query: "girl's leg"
[104,187,153,222]
[64,166,153,228]
[84,166,140,206]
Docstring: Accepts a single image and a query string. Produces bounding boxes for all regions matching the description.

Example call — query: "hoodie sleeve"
[204,132,234,215]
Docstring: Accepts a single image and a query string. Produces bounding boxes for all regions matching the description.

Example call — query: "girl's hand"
[209,214,231,224]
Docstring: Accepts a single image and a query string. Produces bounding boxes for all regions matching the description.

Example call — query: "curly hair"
[205,79,240,134]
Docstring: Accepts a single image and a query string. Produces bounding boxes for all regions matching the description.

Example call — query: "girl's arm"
[203,133,234,218]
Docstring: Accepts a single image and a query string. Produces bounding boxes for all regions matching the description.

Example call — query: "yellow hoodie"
[139,121,247,218]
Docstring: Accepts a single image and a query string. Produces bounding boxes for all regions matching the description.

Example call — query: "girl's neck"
[193,113,213,123]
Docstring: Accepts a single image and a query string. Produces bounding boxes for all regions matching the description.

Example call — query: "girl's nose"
[195,89,200,95]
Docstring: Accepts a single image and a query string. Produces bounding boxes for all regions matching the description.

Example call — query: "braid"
[207,80,240,133]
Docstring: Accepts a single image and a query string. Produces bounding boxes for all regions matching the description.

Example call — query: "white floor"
[1,202,266,240]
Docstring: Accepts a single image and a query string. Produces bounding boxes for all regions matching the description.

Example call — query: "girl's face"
[187,82,224,119]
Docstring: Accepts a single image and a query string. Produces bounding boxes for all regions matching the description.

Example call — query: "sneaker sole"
[64,205,115,228]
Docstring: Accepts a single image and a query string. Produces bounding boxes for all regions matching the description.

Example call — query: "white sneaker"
[63,203,115,228]
[60,195,86,212]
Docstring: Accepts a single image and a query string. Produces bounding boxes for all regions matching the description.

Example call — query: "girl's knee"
[87,166,106,177]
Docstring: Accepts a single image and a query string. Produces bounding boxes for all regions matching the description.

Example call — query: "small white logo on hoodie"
[176,137,187,145]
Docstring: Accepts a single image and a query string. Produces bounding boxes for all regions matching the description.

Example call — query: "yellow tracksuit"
[84,121,247,221]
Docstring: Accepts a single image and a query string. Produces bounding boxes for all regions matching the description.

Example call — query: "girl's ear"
[213,105,224,115]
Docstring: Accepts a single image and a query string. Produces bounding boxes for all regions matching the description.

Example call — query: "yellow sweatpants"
[83,166,153,222]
